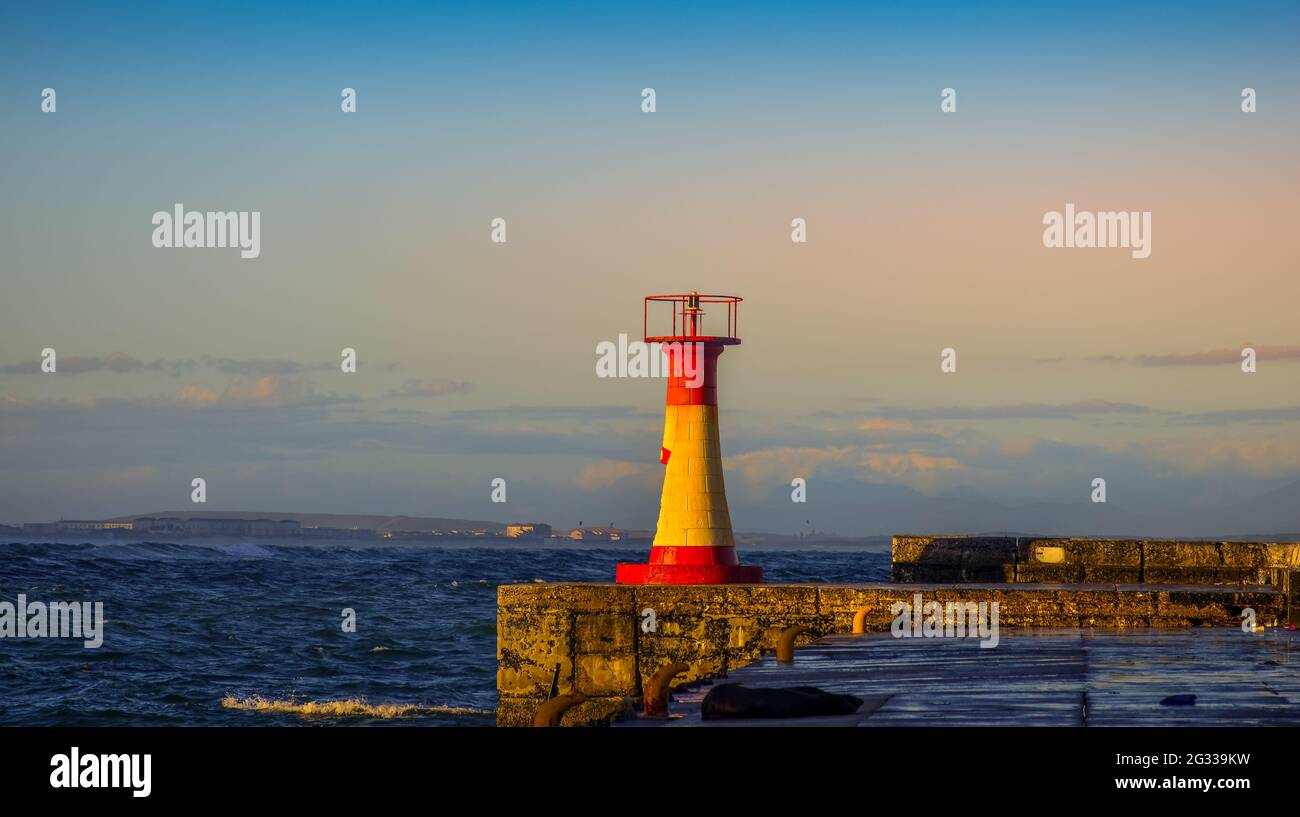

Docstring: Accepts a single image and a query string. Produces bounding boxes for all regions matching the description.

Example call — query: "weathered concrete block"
[575,653,637,695]
[1142,540,1223,567]
[1066,588,1127,618]
[574,613,635,654]
[496,606,572,696]
[654,614,715,641]
[895,536,1037,582]
[1014,564,1084,583]
[637,635,726,682]
[1111,588,1155,615]
[955,538,1022,568]
[891,535,937,564]
[1218,542,1272,569]
[1144,565,1260,584]
[1051,538,1142,566]
[635,583,728,616]
[495,695,538,727]
[498,694,630,727]
[499,582,635,614]
[1082,565,1142,583]
[723,585,819,619]
[562,697,632,726]
[497,657,571,697]
[1268,544,1300,569]
[1154,588,1283,623]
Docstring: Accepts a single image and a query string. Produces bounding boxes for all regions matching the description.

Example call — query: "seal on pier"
[701,683,863,720]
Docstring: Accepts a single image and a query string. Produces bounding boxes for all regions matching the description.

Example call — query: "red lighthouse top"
[644,292,742,345]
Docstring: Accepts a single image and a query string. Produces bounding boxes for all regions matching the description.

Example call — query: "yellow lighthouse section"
[655,403,734,549]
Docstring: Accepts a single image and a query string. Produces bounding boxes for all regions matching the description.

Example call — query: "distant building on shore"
[133,517,301,538]
[565,527,641,542]
[56,520,135,531]
[505,523,553,539]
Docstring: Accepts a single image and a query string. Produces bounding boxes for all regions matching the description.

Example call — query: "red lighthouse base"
[616,545,762,585]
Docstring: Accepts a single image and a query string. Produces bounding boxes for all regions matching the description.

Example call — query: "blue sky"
[2,1,1298,535]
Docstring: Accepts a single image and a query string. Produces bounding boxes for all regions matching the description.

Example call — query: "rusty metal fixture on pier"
[643,662,689,718]
[776,625,811,664]
[531,693,587,727]
[852,606,873,634]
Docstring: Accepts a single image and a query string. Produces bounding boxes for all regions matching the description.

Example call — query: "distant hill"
[112,511,507,533]
[735,532,892,548]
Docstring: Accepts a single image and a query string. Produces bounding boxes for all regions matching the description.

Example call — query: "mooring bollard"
[852,606,873,634]
[531,693,587,727]
[777,625,811,664]
[643,662,690,718]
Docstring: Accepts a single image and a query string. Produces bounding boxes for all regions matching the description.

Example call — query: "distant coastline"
[9,512,1291,550]
[0,509,891,549]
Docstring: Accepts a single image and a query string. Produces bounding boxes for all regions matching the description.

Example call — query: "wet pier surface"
[630,628,1300,726]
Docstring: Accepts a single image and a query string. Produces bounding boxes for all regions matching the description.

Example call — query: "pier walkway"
[627,627,1300,726]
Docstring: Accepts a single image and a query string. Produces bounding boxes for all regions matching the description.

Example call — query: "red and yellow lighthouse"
[616,293,762,585]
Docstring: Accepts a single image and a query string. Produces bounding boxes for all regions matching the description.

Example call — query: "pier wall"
[496,580,1286,726]
[892,536,1300,584]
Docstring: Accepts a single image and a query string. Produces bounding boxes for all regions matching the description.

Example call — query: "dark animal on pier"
[701,683,864,720]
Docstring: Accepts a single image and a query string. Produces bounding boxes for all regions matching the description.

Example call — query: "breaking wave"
[221,695,489,719]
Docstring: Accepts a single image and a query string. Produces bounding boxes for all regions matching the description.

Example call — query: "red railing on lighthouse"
[644,293,741,344]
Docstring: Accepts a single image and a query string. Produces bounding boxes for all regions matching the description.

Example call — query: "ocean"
[0,541,890,726]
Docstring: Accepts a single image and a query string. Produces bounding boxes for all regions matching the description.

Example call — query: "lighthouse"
[616,293,762,584]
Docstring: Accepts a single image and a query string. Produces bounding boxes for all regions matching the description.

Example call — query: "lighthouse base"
[615,562,763,584]
[616,546,762,585]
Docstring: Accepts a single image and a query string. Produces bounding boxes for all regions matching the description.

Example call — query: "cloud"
[1137,346,1300,366]
[859,418,914,432]
[0,352,157,375]
[1081,346,1300,366]
[389,378,476,398]
[1181,405,1300,426]
[0,377,343,411]
[575,459,660,490]
[724,445,964,492]
[874,400,1150,421]
[201,357,308,376]
[446,405,647,421]
[999,436,1041,457]
[175,384,220,403]
[173,376,325,407]
[0,353,350,377]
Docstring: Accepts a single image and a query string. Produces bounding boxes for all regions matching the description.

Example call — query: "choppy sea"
[0,541,889,726]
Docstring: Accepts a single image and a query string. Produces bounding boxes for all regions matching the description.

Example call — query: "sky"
[1,1,1298,536]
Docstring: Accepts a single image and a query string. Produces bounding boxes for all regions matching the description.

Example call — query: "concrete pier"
[496,568,1292,725]
[497,535,1300,726]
